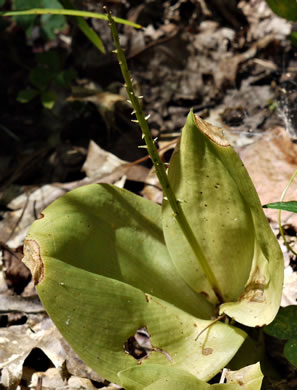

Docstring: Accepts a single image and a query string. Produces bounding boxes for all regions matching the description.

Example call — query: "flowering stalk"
[105,7,222,302]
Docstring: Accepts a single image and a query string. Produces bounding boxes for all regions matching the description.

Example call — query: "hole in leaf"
[24,348,53,371]
[124,327,152,361]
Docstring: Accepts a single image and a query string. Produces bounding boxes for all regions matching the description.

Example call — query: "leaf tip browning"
[239,266,267,304]
[22,239,44,285]
[194,114,230,147]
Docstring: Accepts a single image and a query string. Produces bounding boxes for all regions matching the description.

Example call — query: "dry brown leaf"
[0,318,65,389]
[1,142,148,248]
[240,126,297,225]
[0,318,105,389]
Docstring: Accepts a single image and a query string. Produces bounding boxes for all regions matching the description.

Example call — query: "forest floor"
[1,0,297,389]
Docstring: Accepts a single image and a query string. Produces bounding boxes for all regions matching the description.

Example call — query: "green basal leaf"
[119,363,263,390]
[223,363,263,390]
[23,184,246,384]
[118,365,211,390]
[162,111,254,304]
[263,201,297,213]
[163,111,283,326]
[266,0,297,21]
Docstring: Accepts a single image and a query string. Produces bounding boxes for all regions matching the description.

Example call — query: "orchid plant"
[3,5,284,389]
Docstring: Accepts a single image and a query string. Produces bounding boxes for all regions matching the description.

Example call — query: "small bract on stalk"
[105,7,223,304]
[17,6,284,390]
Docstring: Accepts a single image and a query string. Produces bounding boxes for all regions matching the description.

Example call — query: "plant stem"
[105,8,223,303]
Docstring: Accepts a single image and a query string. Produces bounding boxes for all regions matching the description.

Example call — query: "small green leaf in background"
[266,0,297,21]
[284,337,297,367]
[41,90,56,109]
[16,88,39,103]
[13,0,67,39]
[56,68,77,87]
[0,0,8,31]
[119,363,263,389]
[264,306,297,368]
[264,306,297,340]
[40,0,66,40]
[36,50,61,72]
[263,201,297,213]
[118,365,211,390]
[60,0,105,53]
[290,31,297,46]
[13,0,39,36]
[29,66,55,91]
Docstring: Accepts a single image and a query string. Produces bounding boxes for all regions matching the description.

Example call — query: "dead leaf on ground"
[0,318,105,390]
[240,126,297,225]
[1,142,148,248]
[1,244,31,294]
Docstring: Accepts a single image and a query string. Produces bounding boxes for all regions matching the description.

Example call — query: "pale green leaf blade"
[23,184,246,383]
[118,365,211,390]
[162,111,255,304]
[211,119,284,326]
[119,365,254,390]
[24,183,212,319]
[224,363,263,390]
[24,255,246,384]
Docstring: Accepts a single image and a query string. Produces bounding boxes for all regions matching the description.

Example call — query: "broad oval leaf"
[162,113,255,304]
[25,184,212,319]
[119,363,263,390]
[23,184,246,384]
[118,365,212,390]
[162,112,283,326]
